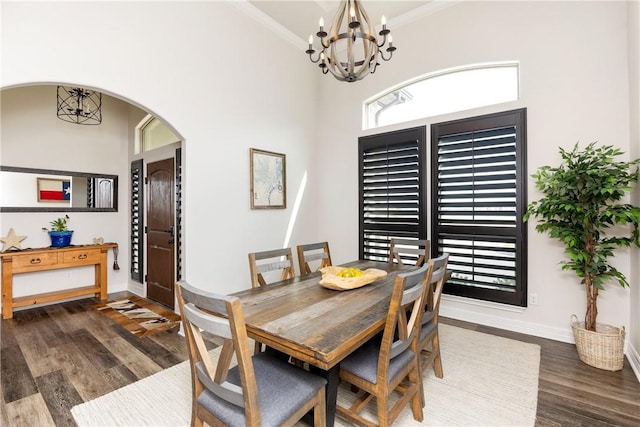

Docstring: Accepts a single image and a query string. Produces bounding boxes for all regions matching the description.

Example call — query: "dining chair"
[297,241,332,276]
[176,280,327,427]
[388,238,430,268]
[248,247,296,288]
[418,253,449,406]
[335,263,433,427]
[248,247,296,354]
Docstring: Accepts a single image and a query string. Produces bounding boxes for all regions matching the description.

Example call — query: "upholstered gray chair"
[176,280,327,427]
[335,264,432,426]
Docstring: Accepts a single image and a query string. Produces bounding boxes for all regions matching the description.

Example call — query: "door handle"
[168,238,175,244]
[166,226,175,236]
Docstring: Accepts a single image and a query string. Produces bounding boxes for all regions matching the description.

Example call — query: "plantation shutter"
[431,109,527,306]
[359,127,427,262]
[130,159,144,283]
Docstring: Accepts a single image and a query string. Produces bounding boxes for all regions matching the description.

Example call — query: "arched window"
[364,63,519,129]
[135,115,180,154]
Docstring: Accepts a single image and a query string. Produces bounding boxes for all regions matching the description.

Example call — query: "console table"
[1,243,117,319]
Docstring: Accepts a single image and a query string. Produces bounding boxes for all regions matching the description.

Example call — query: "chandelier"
[305,0,396,83]
[57,86,102,125]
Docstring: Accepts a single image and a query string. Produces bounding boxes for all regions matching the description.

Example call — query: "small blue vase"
[49,231,73,247]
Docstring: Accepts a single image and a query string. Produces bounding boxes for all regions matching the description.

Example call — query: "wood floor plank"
[35,369,83,427]
[110,323,183,369]
[3,392,56,427]
[0,317,19,349]
[99,335,163,379]
[12,328,63,378]
[51,341,114,402]
[68,328,120,370]
[102,363,140,391]
[1,345,38,403]
[536,388,639,427]
[539,377,640,420]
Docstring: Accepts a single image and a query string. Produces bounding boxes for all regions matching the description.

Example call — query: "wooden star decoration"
[1,228,27,252]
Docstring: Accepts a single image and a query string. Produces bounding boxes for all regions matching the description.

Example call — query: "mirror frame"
[0,165,118,213]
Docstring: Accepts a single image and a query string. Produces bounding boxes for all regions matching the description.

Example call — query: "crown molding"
[230,0,307,50]
[234,0,465,50]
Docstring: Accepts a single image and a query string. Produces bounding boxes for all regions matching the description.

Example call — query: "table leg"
[308,364,340,427]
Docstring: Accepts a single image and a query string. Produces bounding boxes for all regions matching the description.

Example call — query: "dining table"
[228,259,412,427]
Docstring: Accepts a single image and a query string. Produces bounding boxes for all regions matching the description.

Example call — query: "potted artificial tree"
[524,142,640,371]
[42,214,74,247]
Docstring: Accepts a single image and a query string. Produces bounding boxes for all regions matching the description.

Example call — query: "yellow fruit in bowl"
[338,267,363,278]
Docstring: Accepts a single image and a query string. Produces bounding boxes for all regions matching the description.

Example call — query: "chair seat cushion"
[420,319,437,342]
[340,340,415,384]
[197,353,326,426]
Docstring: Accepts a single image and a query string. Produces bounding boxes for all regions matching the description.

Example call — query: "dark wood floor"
[1,294,639,426]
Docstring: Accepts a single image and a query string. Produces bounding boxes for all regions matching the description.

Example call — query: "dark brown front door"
[146,158,175,308]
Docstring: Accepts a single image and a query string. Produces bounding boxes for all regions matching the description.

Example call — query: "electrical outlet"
[529,293,538,306]
[66,271,73,280]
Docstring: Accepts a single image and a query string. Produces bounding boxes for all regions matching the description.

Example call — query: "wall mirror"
[0,166,118,212]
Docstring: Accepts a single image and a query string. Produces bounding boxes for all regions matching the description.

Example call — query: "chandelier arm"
[377,32,388,48]
[307,50,323,64]
[379,49,393,62]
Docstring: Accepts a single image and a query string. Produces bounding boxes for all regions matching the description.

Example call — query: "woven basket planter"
[571,315,625,371]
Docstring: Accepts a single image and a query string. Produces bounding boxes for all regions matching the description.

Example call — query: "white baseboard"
[440,301,575,343]
[628,342,640,382]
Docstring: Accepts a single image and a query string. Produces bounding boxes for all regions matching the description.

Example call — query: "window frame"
[430,108,528,306]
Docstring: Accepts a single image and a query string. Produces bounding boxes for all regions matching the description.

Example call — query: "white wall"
[315,1,636,346]
[1,86,132,297]
[1,2,320,299]
[627,0,640,376]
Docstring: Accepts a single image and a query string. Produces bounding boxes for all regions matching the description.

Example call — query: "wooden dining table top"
[229,260,411,371]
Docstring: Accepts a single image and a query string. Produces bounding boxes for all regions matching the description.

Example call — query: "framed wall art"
[250,148,286,209]
[37,177,71,203]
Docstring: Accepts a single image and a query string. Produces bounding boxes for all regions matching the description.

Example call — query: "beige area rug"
[71,324,540,426]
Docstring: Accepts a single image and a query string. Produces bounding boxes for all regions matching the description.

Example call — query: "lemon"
[338,267,363,278]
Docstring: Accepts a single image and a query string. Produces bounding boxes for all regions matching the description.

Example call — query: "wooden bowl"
[319,266,388,290]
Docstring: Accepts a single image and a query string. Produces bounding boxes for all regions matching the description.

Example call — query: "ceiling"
[247,1,439,43]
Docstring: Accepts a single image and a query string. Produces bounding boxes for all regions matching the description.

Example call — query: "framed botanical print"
[250,148,286,209]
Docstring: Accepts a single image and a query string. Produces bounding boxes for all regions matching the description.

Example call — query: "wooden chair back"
[248,247,295,288]
[336,263,433,426]
[418,253,450,407]
[389,238,430,267]
[424,253,449,323]
[176,280,261,426]
[296,242,332,275]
